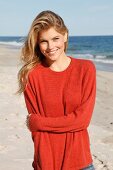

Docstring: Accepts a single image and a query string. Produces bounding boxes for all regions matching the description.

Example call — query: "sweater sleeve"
[24,62,96,133]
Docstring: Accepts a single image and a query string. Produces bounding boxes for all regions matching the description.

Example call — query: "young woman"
[18,10,96,170]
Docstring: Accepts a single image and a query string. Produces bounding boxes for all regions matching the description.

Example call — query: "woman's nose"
[48,41,54,50]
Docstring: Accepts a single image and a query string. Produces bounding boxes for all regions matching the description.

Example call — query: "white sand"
[0,45,113,170]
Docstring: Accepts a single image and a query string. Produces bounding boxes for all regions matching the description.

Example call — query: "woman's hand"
[26,114,31,130]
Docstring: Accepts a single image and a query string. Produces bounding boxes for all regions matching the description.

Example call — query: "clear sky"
[0,0,113,36]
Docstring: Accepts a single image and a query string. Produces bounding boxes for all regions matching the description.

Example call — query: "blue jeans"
[81,164,95,170]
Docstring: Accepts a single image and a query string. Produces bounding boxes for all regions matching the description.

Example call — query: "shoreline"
[0,45,113,169]
[94,61,113,72]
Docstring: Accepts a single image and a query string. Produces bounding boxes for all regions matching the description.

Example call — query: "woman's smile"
[46,49,58,55]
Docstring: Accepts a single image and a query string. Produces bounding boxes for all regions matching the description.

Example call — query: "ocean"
[0,35,113,71]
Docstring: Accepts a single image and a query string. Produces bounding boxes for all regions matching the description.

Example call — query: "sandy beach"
[0,45,113,170]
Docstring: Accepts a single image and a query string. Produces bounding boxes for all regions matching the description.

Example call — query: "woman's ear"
[64,32,68,42]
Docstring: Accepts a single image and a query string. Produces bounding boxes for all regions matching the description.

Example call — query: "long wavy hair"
[17,10,69,94]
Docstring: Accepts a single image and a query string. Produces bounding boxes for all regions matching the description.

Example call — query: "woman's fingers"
[26,114,31,130]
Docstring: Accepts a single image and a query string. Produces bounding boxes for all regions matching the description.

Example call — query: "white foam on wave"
[76,54,94,58]
[0,41,23,47]
[91,58,113,64]
[95,55,107,59]
[71,54,113,64]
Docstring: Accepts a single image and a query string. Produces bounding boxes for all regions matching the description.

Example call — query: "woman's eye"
[53,37,59,41]
[40,40,47,43]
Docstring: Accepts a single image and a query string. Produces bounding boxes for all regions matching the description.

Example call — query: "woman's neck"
[46,55,71,72]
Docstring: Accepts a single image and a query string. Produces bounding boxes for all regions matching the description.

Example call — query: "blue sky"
[0,0,113,36]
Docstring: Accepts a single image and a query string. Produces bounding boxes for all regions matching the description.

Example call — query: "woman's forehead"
[39,27,63,39]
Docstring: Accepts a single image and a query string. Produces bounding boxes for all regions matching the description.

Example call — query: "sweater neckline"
[44,56,73,74]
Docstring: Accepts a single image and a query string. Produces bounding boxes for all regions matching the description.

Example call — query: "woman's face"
[38,27,67,62]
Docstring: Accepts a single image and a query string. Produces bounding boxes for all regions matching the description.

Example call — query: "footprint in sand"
[0,145,7,152]
[102,135,113,144]
[93,155,109,170]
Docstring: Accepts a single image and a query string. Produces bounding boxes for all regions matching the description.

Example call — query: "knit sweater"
[24,56,96,170]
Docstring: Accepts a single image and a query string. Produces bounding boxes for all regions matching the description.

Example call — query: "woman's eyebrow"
[39,38,47,42]
[53,36,60,38]
[39,36,60,41]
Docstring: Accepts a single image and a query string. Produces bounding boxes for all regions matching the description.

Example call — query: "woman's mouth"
[47,49,58,55]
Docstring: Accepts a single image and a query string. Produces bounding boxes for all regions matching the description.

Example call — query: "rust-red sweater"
[24,56,96,170]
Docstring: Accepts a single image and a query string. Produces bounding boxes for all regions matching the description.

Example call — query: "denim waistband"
[81,164,95,170]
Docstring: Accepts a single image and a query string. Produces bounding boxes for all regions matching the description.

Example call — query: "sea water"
[0,35,113,71]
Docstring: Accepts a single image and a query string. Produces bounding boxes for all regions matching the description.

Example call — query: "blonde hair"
[17,10,69,94]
